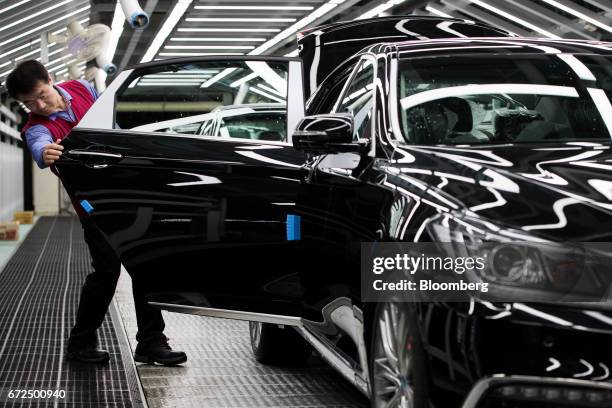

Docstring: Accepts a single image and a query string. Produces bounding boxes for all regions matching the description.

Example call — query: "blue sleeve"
[24,125,53,169]
[78,79,99,101]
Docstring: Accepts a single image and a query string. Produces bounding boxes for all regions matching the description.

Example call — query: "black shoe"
[66,346,110,364]
[134,336,187,365]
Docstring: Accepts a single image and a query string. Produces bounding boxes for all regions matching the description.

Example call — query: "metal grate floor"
[0,216,142,407]
[114,250,369,408]
[0,215,368,407]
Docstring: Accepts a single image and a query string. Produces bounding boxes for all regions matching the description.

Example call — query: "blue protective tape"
[80,200,94,214]
[286,214,301,241]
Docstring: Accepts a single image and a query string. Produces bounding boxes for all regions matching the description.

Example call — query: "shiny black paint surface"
[56,34,612,407]
[57,128,307,315]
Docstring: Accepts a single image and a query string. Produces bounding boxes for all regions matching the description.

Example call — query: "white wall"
[0,138,24,222]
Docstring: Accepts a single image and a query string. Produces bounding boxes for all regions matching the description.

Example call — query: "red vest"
[22,80,95,217]
[22,80,95,141]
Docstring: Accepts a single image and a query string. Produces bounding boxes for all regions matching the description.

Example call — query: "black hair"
[5,60,50,99]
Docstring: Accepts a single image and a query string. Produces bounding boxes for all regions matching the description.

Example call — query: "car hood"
[388,142,612,241]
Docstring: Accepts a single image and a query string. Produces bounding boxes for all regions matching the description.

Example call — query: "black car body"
[55,16,612,408]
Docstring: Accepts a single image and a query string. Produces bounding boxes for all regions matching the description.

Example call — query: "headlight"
[425,213,609,302]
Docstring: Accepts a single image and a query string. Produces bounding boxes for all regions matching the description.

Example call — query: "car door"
[55,57,308,320]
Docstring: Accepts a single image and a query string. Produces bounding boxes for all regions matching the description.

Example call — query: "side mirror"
[292,113,367,154]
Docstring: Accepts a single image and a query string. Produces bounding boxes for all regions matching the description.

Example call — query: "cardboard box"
[13,211,34,224]
[0,221,19,241]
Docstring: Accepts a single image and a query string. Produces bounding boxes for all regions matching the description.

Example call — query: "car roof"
[381,37,612,57]
[298,15,512,40]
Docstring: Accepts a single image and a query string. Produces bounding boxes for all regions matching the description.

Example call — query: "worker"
[5,60,187,365]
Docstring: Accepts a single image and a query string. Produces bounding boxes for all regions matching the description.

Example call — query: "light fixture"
[230,72,258,88]
[0,0,75,34]
[164,45,255,50]
[177,28,281,33]
[250,0,346,56]
[0,0,31,15]
[195,5,314,10]
[170,37,266,42]
[15,43,57,61]
[138,83,200,86]
[357,0,406,20]
[143,75,213,79]
[250,87,285,103]
[186,18,296,23]
[425,5,453,18]
[107,2,126,64]
[158,52,244,57]
[540,0,612,34]
[0,5,91,49]
[141,0,193,62]
[467,0,560,38]
[201,68,237,88]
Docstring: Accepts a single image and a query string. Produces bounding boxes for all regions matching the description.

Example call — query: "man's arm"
[78,79,99,100]
[24,125,63,168]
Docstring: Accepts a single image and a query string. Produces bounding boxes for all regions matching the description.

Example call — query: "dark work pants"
[68,218,165,349]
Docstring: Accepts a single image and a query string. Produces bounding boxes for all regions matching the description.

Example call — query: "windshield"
[398,54,612,145]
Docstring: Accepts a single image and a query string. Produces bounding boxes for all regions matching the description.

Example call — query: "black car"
[55,16,612,408]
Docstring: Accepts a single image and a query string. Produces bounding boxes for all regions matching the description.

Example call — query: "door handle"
[66,149,123,168]
[68,150,123,160]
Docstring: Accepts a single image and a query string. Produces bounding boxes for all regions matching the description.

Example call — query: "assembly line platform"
[0,216,368,407]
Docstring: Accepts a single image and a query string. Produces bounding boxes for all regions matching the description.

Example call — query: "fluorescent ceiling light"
[164,45,255,50]
[468,0,560,38]
[0,0,31,14]
[144,75,212,79]
[230,72,258,87]
[138,83,200,86]
[16,43,57,61]
[0,5,90,49]
[178,28,281,33]
[107,2,126,63]
[140,78,208,82]
[250,0,346,56]
[425,5,453,18]
[540,0,612,34]
[250,87,285,103]
[158,52,244,56]
[201,68,237,88]
[170,37,266,42]
[141,0,193,62]
[186,18,296,23]
[357,0,406,20]
[257,83,285,97]
[0,0,75,34]
[0,40,41,59]
[195,5,314,10]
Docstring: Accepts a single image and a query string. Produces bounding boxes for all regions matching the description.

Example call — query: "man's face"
[17,79,60,116]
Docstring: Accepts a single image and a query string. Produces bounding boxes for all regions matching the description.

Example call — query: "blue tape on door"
[80,200,94,214]
[286,214,301,241]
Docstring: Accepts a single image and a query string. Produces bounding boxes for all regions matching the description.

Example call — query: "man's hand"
[42,141,64,166]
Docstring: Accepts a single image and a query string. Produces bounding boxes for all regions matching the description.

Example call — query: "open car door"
[54,57,307,324]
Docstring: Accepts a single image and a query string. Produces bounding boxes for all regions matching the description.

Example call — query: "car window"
[306,59,358,116]
[398,54,612,145]
[115,60,289,141]
[337,58,375,141]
